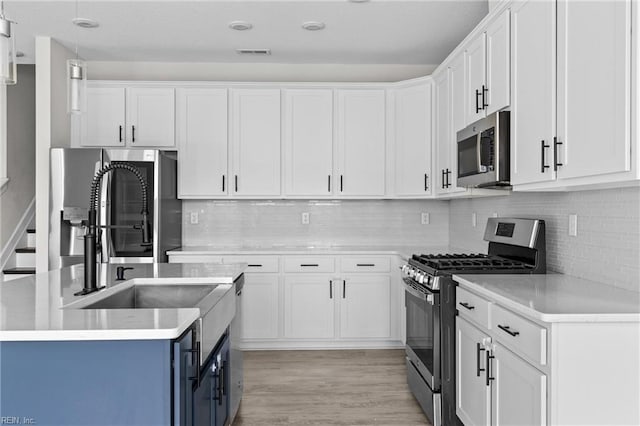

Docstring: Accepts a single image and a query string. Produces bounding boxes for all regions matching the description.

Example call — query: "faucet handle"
[116,266,134,281]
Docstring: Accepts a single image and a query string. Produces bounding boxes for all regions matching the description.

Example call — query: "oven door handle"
[402,279,435,305]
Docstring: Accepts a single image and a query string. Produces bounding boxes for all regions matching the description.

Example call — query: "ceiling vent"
[236,49,272,55]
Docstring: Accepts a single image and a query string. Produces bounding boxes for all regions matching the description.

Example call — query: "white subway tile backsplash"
[449,187,640,292]
[183,200,450,248]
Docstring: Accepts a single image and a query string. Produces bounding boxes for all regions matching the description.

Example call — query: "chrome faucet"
[75,163,151,296]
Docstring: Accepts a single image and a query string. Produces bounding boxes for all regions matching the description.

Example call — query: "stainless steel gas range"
[401,218,546,426]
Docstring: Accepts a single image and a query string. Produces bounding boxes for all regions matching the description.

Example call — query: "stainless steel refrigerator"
[49,148,182,269]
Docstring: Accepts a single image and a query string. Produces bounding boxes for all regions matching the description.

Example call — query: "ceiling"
[6,1,488,65]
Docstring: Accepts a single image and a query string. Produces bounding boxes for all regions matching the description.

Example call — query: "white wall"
[449,187,640,292]
[35,37,75,272]
[0,65,36,250]
[87,61,436,83]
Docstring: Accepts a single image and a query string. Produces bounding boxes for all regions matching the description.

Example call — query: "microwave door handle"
[476,134,483,173]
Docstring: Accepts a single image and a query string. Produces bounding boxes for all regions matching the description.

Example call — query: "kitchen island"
[0,262,245,426]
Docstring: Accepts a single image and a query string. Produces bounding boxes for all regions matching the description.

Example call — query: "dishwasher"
[229,274,244,423]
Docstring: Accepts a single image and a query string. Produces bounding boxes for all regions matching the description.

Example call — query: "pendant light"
[67,0,87,114]
[0,0,16,85]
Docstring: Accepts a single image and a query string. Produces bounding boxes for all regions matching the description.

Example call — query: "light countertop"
[0,263,245,342]
[454,273,640,323]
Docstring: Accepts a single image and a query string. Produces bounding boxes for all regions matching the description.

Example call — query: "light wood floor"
[232,349,431,426]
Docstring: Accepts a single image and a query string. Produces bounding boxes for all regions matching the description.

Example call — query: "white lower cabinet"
[491,342,546,426]
[456,317,492,426]
[168,252,401,348]
[339,275,391,339]
[242,274,280,340]
[457,288,547,426]
[284,275,336,339]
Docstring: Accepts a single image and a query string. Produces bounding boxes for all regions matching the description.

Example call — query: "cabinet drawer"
[340,256,390,273]
[456,287,491,329]
[223,255,279,273]
[491,304,547,365]
[284,256,335,273]
[168,254,224,264]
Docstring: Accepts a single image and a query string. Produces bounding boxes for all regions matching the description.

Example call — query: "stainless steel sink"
[81,284,219,309]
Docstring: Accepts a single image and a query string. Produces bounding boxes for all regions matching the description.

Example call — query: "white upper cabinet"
[84,87,126,147]
[230,89,281,197]
[450,53,467,134]
[510,0,557,186]
[392,82,433,197]
[126,88,176,147]
[465,33,487,125]
[176,88,228,199]
[84,86,175,148]
[283,89,334,197]
[556,0,631,180]
[511,0,633,189]
[485,9,511,115]
[464,9,510,126]
[336,89,386,197]
[434,70,452,195]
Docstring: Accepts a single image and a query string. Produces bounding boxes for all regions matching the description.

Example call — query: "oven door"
[403,277,441,392]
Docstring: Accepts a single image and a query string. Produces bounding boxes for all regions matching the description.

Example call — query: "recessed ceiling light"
[229,21,253,31]
[236,49,271,55]
[72,18,99,29]
[302,21,326,31]
[16,51,25,58]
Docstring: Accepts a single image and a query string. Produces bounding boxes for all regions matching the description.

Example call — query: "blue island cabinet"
[0,327,228,426]
[193,334,230,426]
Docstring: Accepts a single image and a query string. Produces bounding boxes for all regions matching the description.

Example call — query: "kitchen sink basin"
[81,284,219,309]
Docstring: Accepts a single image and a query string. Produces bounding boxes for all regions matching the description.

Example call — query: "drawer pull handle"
[476,343,485,377]
[460,302,475,310]
[498,324,520,337]
[356,263,375,267]
[247,264,262,267]
[300,264,319,267]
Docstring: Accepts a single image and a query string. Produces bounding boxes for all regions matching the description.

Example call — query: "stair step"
[3,267,36,275]
[15,247,36,254]
[27,229,36,234]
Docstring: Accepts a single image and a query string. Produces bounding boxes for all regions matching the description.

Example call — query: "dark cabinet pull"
[356,263,375,267]
[131,125,136,142]
[540,140,550,173]
[441,169,445,189]
[460,302,475,310]
[329,280,333,299]
[476,343,486,377]
[553,136,563,171]
[119,125,123,142]
[486,351,495,386]
[187,340,200,387]
[247,264,262,267]
[497,324,520,337]
[328,175,331,192]
[300,263,319,267]
[221,360,227,398]
[340,175,343,192]
[445,169,451,188]
[475,89,481,113]
[234,175,238,192]
[342,280,346,298]
[424,173,429,191]
[482,85,488,109]
[222,175,225,192]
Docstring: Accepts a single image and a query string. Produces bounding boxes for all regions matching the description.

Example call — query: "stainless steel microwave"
[456,111,510,188]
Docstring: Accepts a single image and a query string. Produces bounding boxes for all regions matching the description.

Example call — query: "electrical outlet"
[569,214,578,236]
[301,212,310,225]
[492,212,499,218]
[421,212,430,225]
[190,211,199,225]
[472,212,477,227]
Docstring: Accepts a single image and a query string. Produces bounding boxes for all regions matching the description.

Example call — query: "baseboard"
[0,197,35,273]
[240,340,405,351]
